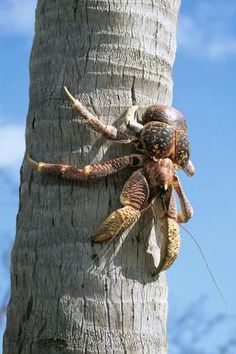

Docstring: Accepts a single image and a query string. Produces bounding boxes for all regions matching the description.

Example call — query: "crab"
[27,86,194,275]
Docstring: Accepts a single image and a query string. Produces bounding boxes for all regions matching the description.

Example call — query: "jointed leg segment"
[64,86,136,142]
[172,175,193,223]
[27,154,143,181]
[92,170,150,242]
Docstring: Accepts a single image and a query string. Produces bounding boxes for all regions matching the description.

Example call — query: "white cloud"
[0,0,36,36]
[177,1,236,60]
[0,125,25,168]
[207,37,236,59]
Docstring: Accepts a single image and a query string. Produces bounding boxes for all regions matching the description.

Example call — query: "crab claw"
[152,217,180,276]
[92,206,140,242]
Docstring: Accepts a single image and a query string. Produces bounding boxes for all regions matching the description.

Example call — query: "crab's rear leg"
[27,154,143,181]
[64,86,140,142]
[92,170,150,242]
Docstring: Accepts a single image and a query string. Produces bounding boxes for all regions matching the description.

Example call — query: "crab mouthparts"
[156,158,174,190]
[163,182,169,191]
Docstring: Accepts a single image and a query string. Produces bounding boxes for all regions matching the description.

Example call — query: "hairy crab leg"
[64,86,132,142]
[26,154,143,181]
[172,175,193,223]
[92,170,150,242]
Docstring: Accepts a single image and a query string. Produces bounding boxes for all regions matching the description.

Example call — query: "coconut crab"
[27,86,194,275]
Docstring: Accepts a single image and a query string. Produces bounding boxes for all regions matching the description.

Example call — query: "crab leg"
[64,86,136,142]
[125,105,143,137]
[92,170,150,242]
[182,159,195,176]
[27,154,143,181]
[172,175,193,223]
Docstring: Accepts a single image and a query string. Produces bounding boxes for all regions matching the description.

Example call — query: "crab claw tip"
[26,155,44,172]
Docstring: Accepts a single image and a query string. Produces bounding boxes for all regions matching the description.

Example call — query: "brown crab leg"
[92,170,150,242]
[125,105,143,137]
[64,86,131,142]
[27,154,143,181]
[172,175,193,223]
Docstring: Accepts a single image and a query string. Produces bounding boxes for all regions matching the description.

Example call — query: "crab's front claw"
[92,206,140,242]
[150,188,181,277]
[93,169,150,242]
[152,217,180,276]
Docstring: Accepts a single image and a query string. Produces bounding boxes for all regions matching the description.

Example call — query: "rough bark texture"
[4,1,181,353]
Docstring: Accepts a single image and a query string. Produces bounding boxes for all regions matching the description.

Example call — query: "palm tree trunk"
[4,1,181,353]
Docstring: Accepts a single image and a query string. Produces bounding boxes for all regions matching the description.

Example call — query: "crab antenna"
[179,224,228,308]
[64,86,76,104]
[91,234,117,265]
[140,206,228,308]
[90,218,134,267]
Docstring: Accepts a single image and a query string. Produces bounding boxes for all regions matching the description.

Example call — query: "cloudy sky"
[1,0,236,351]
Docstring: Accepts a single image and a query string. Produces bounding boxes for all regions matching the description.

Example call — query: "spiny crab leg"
[27,154,143,181]
[64,86,131,142]
[172,175,193,223]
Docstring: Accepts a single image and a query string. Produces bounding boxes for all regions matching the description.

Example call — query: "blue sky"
[1,0,236,351]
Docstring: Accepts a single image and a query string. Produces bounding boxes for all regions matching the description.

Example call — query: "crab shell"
[140,105,191,169]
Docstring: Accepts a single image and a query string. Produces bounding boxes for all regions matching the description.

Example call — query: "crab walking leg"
[92,170,150,242]
[152,189,180,276]
[27,154,143,181]
[125,105,143,136]
[172,175,193,223]
[182,159,195,177]
[64,86,130,142]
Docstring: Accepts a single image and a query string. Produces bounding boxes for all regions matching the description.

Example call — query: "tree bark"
[4,1,181,353]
